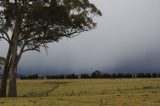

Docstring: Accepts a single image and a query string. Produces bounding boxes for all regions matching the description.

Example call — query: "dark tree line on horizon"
[19,71,160,80]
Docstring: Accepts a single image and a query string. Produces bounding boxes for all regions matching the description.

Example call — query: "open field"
[0,78,160,106]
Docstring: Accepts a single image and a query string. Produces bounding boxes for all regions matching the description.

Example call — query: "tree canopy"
[0,0,102,53]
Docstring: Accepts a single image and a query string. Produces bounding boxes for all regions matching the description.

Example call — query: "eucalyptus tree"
[0,0,101,97]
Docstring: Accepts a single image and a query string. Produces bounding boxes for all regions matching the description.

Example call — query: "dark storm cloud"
[1,0,160,74]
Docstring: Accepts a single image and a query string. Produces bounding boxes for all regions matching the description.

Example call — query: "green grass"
[0,78,160,106]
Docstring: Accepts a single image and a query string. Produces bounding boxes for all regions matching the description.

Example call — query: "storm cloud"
[1,0,160,74]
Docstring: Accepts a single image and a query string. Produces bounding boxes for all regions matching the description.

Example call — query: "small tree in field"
[0,0,101,97]
[91,70,102,78]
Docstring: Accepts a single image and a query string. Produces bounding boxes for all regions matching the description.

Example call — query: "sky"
[1,0,160,75]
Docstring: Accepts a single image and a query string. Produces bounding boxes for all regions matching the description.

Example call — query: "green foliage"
[0,0,102,52]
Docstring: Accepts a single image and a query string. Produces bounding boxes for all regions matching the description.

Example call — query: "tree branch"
[22,48,40,53]
[0,36,10,43]
[22,43,41,53]
[0,29,11,44]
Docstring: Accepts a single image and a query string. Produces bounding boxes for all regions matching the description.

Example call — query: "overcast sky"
[1,0,160,75]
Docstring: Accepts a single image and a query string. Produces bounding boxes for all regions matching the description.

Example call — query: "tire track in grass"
[27,81,69,97]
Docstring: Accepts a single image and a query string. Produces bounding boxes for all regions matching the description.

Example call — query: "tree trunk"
[7,54,21,97]
[8,66,17,97]
[0,46,11,97]
[8,44,18,97]
[0,69,9,97]
[2,13,21,97]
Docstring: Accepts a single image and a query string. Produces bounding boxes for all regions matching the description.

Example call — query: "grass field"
[0,78,160,106]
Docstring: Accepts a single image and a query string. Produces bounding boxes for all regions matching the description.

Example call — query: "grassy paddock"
[0,78,160,106]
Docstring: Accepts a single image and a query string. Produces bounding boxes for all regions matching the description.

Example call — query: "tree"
[152,72,158,78]
[80,73,90,79]
[91,70,102,78]
[0,0,101,97]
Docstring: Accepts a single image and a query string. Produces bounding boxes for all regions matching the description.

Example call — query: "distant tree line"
[20,71,160,80]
